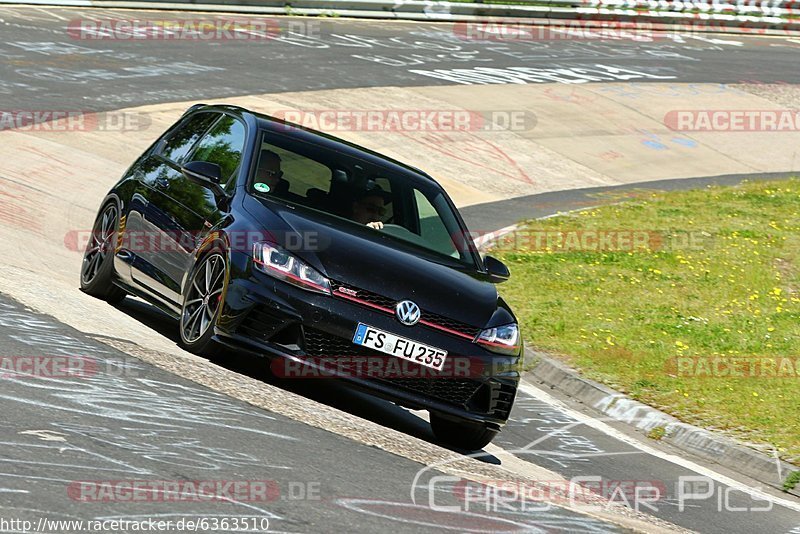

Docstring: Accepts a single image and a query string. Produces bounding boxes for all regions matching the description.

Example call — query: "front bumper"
[215,265,521,428]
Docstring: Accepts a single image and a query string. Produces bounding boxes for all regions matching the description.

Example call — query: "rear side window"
[159,112,217,164]
[189,115,247,185]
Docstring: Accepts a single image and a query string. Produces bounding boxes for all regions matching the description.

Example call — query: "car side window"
[189,115,247,186]
[413,189,460,258]
[159,112,218,164]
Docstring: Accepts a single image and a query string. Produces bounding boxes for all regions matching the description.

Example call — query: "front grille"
[377,377,483,407]
[304,327,362,357]
[420,311,481,339]
[302,327,484,408]
[330,280,395,310]
[330,279,480,340]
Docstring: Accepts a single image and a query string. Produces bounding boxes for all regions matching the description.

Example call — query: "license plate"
[353,323,448,371]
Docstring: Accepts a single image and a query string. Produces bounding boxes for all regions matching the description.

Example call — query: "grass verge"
[493,179,800,463]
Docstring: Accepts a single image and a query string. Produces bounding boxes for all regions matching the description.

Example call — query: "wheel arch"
[180,232,231,300]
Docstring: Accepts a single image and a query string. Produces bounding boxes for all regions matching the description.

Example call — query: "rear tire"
[80,202,126,305]
[430,413,498,451]
[179,252,226,357]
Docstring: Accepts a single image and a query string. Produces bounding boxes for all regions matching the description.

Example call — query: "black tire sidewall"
[430,413,498,451]
[80,202,125,303]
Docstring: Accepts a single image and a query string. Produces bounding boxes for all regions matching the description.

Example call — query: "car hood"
[243,196,498,328]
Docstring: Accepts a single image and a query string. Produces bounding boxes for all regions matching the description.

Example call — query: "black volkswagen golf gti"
[81,104,521,450]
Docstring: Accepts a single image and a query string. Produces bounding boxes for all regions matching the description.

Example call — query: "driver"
[351,184,390,230]
[255,150,284,192]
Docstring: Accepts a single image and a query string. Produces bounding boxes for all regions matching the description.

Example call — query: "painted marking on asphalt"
[517,380,800,513]
[18,429,67,442]
[688,35,744,47]
[31,6,66,20]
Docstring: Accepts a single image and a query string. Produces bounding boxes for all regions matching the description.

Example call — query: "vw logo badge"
[395,300,421,326]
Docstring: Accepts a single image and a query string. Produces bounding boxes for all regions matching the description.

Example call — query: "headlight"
[253,241,331,295]
[476,323,520,354]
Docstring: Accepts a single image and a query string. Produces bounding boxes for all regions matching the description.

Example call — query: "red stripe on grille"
[332,282,479,341]
[332,291,395,314]
[418,319,476,341]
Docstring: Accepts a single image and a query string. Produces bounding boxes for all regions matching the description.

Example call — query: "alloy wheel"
[81,204,118,286]
[181,253,226,343]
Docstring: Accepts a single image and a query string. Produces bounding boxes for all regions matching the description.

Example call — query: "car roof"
[196,104,441,188]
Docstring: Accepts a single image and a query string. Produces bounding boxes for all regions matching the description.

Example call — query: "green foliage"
[494,179,800,463]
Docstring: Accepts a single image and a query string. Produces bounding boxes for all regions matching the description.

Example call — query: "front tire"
[179,252,226,356]
[80,202,126,304]
[430,413,498,451]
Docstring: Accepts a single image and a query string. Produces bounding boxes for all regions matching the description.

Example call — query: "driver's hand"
[367,221,384,230]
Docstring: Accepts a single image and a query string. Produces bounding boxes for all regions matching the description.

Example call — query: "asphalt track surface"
[1,5,800,533]
[0,293,623,534]
[460,171,800,232]
[0,6,799,112]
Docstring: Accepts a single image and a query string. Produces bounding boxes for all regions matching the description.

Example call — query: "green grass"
[784,470,800,492]
[493,179,800,463]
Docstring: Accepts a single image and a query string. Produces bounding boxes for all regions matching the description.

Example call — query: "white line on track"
[517,380,800,513]
[0,6,48,21]
[31,6,67,20]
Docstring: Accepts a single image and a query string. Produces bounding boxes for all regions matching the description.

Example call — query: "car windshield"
[250,130,478,268]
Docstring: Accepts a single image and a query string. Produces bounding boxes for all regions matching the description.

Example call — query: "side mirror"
[483,255,510,284]
[181,161,226,198]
